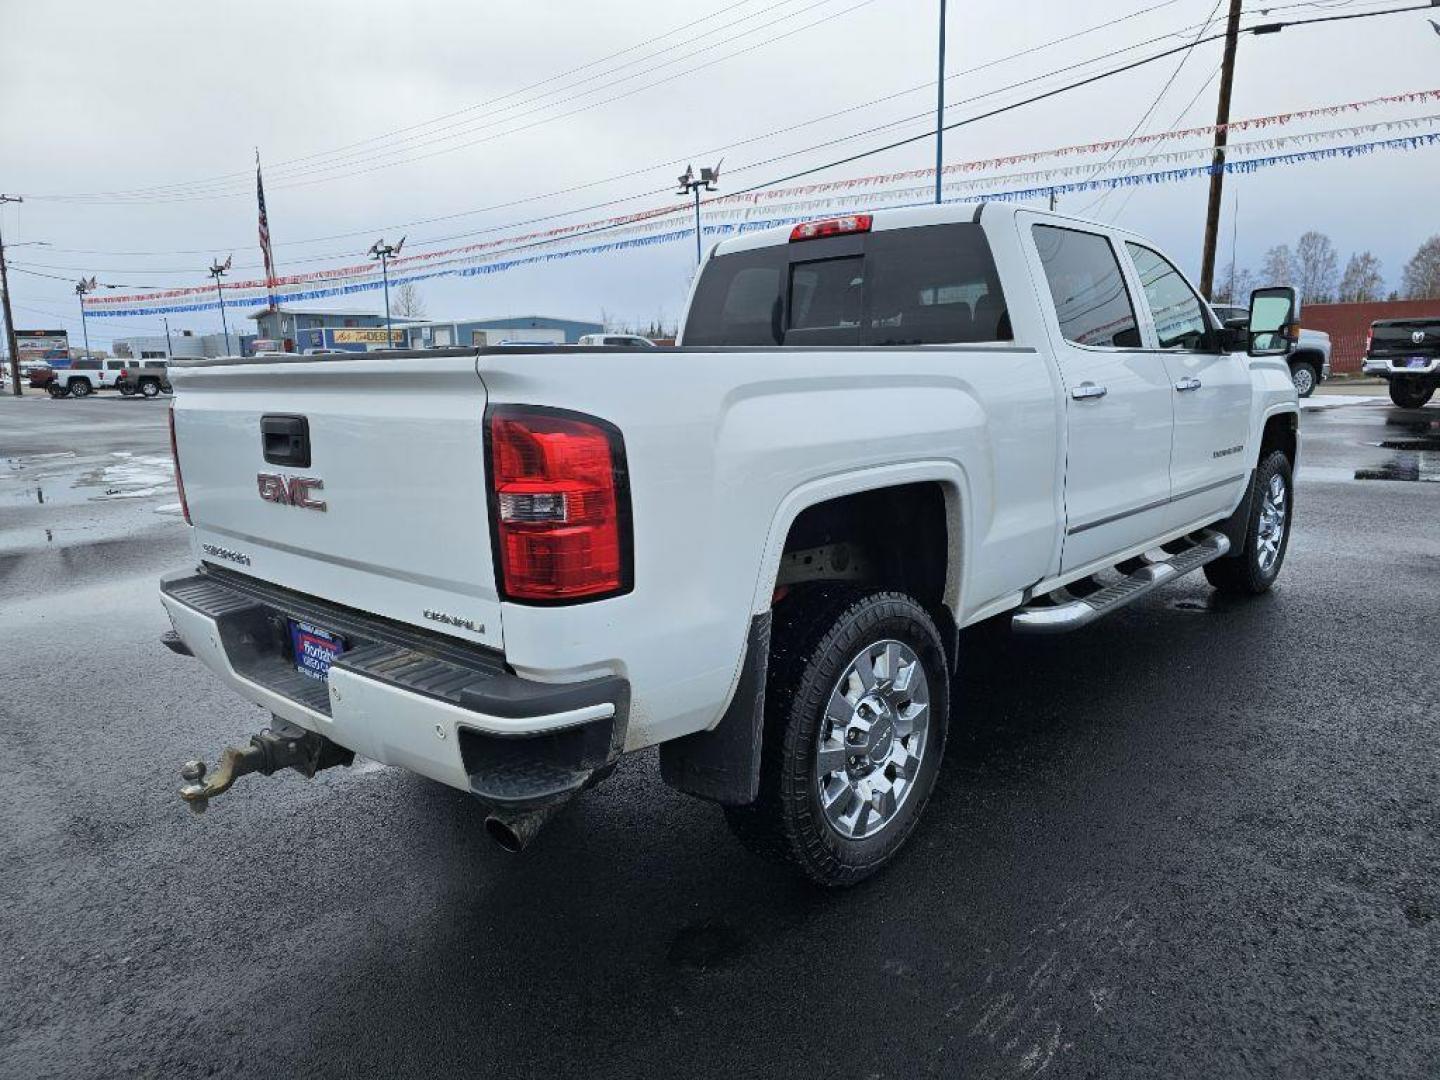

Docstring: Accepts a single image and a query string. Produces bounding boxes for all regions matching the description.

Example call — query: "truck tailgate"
[169,354,502,650]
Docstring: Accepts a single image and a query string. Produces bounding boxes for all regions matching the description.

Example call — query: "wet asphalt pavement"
[1,390,1437,1079]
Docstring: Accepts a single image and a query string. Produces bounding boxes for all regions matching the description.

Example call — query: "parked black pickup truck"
[1363,317,1440,408]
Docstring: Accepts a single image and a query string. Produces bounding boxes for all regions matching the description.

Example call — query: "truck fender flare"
[659,462,971,807]
[746,459,973,618]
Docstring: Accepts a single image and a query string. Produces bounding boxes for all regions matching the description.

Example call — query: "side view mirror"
[1247,286,1300,357]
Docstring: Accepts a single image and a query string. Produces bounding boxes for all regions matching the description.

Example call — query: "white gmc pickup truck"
[161,202,1302,885]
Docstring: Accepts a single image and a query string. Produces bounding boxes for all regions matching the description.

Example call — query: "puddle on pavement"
[1355,416,1440,483]
[0,451,175,508]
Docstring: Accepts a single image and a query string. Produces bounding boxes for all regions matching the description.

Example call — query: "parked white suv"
[160,202,1301,884]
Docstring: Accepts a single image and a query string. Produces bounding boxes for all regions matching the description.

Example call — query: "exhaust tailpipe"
[484,804,565,853]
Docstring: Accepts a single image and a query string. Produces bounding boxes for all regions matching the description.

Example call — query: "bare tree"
[1260,244,1297,287]
[1213,261,1256,305]
[1402,235,1440,299]
[391,283,427,319]
[1293,231,1339,303]
[1338,252,1384,303]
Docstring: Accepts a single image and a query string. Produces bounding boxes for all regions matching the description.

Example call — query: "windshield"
[682,223,1011,347]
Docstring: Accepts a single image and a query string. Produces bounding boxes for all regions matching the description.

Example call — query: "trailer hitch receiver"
[179,717,354,813]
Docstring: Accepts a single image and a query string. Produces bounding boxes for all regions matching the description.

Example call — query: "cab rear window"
[683,223,1011,346]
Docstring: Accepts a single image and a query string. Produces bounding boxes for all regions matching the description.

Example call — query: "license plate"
[289,620,344,681]
[1406,356,1430,369]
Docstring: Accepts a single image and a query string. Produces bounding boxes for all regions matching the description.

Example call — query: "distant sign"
[17,329,69,361]
[333,329,405,346]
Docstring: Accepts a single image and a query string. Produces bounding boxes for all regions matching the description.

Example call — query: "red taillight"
[167,403,191,524]
[789,214,872,242]
[1365,328,1373,355]
[487,407,629,602]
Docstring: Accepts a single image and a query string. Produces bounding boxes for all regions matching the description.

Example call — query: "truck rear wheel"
[1389,379,1435,409]
[139,379,161,398]
[1204,449,1292,595]
[723,587,949,887]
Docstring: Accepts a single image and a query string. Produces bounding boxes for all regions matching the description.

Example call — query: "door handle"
[1175,377,1202,392]
[1071,382,1108,400]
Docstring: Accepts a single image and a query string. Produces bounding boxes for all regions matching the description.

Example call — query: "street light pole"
[75,277,95,361]
[0,194,24,396]
[163,317,174,359]
[677,163,721,267]
[935,0,947,205]
[208,256,233,355]
[368,237,406,347]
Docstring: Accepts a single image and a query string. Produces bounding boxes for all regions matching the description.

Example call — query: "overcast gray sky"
[2,0,1437,344]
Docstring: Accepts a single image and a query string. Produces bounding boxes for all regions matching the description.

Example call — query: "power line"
[1076,0,1227,215]
[23,0,771,201]
[28,0,876,204]
[32,1,1434,299]
[1101,61,1223,221]
[83,7,1437,307]
[21,5,1252,281]
[22,0,1199,257]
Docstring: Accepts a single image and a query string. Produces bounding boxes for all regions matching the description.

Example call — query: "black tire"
[1388,379,1435,409]
[119,382,137,397]
[1290,361,1318,398]
[47,382,70,398]
[1204,449,1293,595]
[67,379,91,398]
[723,586,950,887]
[139,379,160,398]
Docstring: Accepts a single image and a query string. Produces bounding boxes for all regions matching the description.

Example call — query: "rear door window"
[1032,225,1140,348]
[682,223,1010,347]
[1125,243,1213,350]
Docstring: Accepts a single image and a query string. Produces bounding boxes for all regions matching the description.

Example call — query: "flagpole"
[256,148,277,315]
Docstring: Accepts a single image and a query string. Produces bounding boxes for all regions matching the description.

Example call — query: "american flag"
[256,151,277,310]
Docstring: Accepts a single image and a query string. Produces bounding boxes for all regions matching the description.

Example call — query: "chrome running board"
[1011,530,1232,635]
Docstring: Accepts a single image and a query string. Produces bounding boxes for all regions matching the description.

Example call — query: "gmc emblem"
[257,472,327,512]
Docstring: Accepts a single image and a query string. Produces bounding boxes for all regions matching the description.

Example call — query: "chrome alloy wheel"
[1292,366,1315,396]
[814,639,931,840]
[1257,471,1288,574]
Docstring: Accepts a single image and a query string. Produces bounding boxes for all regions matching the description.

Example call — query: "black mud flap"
[1216,468,1258,556]
[659,612,770,806]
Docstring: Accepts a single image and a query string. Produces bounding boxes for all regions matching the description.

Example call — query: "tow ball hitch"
[180,717,354,813]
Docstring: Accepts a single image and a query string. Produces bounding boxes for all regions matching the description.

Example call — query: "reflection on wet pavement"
[0,450,176,508]
[1354,413,1440,483]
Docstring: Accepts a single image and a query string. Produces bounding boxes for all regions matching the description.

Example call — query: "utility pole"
[0,194,23,396]
[367,237,405,347]
[208,255,233,355]
[677,164,721,267]
[163,317,174,358]
[75,277,96,361]
[935,0,947,204]
[1199,0,1244,300]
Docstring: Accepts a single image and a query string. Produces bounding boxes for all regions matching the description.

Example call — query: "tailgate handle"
[260,415,311,468]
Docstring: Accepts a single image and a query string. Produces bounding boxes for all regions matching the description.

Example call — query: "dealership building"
[247,303,602,353]
[111,329,239,361]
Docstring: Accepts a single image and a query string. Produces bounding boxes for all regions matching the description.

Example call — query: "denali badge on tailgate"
[257,473,327,512]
